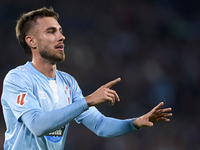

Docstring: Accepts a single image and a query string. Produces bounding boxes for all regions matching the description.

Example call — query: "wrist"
[133,118,140,129]
[85,95,93,107]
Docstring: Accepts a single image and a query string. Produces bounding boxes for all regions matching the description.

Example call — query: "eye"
[60,29,63,34]
[46,28,56,34]
[47,29,54,34]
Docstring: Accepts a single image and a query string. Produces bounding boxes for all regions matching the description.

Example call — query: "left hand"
[133,102,172,128]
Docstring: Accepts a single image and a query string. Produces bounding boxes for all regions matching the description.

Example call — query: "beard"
[39,49,65,64]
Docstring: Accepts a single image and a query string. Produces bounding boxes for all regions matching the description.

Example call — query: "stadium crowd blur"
[0,0,200,149]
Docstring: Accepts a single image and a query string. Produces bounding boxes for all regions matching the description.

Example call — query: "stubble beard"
[40,50,65,64]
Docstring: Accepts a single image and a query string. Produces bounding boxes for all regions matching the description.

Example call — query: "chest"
[32,80,72,112]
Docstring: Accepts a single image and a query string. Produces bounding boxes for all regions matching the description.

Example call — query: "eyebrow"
[45,26,63,32]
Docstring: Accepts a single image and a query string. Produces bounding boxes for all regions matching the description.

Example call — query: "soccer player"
[1,7,172,150]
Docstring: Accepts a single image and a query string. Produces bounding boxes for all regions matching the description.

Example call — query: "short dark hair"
[15,7,59,56]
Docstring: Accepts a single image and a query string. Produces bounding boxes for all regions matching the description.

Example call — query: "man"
[1,7,172,150]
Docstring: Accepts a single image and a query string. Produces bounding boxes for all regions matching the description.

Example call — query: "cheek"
[37,41,48,52]
[38,38,53,48]
[36,35,56,50]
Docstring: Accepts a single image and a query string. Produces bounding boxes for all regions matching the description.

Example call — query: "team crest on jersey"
[64,86,71,95]
[16,92,28,106]
[64,86,71,104]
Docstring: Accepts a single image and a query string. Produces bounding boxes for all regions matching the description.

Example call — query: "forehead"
[35,17,61,31]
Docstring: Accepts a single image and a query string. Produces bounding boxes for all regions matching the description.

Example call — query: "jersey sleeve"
[21,98,88,137]
[76,107,138,137]
[1,69,41,121]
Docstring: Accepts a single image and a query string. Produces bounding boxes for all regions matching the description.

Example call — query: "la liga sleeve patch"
[16,92,28,106]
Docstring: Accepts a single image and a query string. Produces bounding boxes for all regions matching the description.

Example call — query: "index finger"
[104,78,121,88]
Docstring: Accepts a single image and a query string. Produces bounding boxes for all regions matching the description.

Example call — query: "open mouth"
[55,44,64,50]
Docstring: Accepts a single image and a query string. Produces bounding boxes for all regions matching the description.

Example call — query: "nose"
[59,33,65,42]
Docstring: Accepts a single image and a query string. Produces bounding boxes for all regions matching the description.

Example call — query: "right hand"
[85,78,121,107]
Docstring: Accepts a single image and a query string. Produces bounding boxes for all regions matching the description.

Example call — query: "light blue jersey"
[1,62,138,150]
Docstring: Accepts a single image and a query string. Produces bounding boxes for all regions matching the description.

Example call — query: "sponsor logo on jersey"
[45,126,65,143]
[16,92,28,106]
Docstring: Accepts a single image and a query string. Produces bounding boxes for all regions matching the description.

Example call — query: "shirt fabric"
[1,62,137,150]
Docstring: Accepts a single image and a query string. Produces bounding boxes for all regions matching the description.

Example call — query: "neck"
[32,58,57,78]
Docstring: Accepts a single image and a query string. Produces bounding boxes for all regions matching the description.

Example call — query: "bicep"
[2,73,41,121]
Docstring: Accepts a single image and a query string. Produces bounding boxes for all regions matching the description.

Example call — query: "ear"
[25,35,37,49]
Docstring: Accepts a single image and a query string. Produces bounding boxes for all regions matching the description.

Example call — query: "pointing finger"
[104,78,121,88]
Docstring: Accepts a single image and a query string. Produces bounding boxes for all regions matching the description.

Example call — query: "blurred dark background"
[0,0,200,149]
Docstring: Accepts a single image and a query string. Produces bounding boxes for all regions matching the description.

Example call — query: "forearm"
[81,110,138,138]
[21,98,88,137]
[95,116,137,137]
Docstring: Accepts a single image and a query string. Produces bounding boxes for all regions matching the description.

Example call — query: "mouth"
[55,43,64,51]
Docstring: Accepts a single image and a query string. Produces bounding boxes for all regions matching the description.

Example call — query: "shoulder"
[4,64,32,85]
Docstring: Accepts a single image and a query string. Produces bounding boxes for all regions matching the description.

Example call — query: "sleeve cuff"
[81,97,89,110]
[130,118,140,130]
